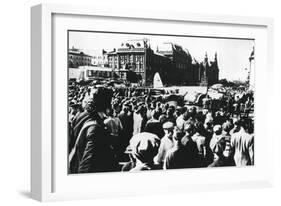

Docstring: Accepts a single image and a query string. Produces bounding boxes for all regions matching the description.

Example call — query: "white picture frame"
[31,3,274,202]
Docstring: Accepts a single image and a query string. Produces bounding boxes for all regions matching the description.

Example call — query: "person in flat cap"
[209,125,225,163]
[208,120,236,167]
[222,121,233,158]
[129,132,160,171]
[69,87,118,174]
[191,122,208,167]
[155,121,175,166]
[164,121,199,169]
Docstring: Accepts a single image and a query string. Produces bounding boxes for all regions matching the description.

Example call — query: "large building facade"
[105,39,219,86]
[107,39,172,86]
[68,47,93,68]
[157,43,193,85]
[91,49,109,67]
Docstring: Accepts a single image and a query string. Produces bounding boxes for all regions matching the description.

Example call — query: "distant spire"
[204,52,208,62]
[213,52,218,67]
[192,57,198,64]
[249,46,254,62]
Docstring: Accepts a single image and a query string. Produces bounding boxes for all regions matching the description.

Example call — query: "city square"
[68,32,254,173]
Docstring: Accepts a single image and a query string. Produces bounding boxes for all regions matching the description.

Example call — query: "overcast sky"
[69,31,255,81]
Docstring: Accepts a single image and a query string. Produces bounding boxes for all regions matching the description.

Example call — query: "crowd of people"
[68,82,254,173]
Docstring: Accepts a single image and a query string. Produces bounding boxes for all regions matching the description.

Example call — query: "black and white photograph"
[67,31,255,174]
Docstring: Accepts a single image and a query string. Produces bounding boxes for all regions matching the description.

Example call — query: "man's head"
[234,118,250,133]
[183,121,195,137]
[204,117,213,130]
[85,87,113,114]
[188,106,197,117]
[151,109,161,120]
[195,122,205,136]
[232,117,241,133]
[166,108,174,117]
[173,126,185,141]
[163,121,174,138]
[213,125,222,135]
[129,132,160,164]
[222,121,233,134]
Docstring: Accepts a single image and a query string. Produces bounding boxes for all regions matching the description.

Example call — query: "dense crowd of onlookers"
[68,82,254,173]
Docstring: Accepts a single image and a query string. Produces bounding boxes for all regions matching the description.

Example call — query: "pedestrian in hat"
[192,122,208,167]
[209,125,226,165]
[164,122,198,170]
[155,121,175,166]
[129,132,160,171]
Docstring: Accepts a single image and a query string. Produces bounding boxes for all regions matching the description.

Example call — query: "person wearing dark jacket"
[164,122,199,170]
[69,87,118,173]
[69,110,91,154]
[144,110,165,139]
[118,104,133,152]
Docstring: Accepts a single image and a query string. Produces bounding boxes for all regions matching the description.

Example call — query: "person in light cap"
[192,122,208,167]
[155,122,175,166]
[129,132,160,171]
[164,121,199,169]
[209,125,224,163]
[213,125,222,134]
